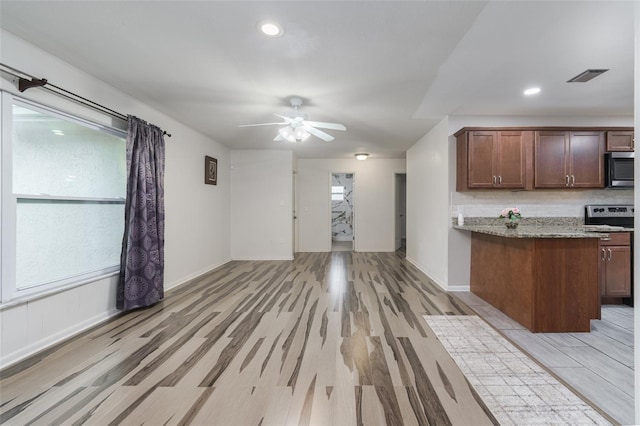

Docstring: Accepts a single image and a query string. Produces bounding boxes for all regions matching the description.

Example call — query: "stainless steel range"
[584,204,634,228]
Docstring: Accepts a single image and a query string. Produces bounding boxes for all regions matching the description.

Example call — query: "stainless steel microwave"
[605,152,634,188]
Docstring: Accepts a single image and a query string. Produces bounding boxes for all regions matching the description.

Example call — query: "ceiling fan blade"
[238,122,285,128]
[304,121,346,131]
[303,124,334,141]
[273,114,294,123]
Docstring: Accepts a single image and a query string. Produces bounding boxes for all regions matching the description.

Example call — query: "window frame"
[1,92,127,304]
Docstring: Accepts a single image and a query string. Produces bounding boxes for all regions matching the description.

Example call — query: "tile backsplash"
[452,189,634,218]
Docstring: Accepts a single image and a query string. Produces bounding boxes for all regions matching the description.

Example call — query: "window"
[331,185,344,201]
[1,95,126,302]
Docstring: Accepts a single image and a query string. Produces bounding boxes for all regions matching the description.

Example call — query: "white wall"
[297,158,406,252]
[406,118,451,289]
[230,150,293,260]
[0,31,231,368]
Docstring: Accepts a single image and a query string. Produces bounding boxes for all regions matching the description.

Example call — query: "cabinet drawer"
[599,232,630,246]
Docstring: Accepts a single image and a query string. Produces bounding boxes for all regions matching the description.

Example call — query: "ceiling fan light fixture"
[258,20,284,37]
[293,126,310,142]
[355,153,369,161]
[278,126,309,143]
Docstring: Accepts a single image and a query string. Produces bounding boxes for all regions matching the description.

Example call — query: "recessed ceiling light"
[523,87,541,96]
[258,20,284,37]
[51,129,64,135]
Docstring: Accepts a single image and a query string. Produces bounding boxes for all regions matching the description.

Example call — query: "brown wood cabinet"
[457,130,532,190]
[455,127,631,192]
[534,131,604,188]
[606,130,634,152]
[599,233,631,298]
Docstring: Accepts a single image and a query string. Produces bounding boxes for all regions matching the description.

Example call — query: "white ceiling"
[0,1,635,159]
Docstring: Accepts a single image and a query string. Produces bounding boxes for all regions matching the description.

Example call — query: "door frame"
[393,173,407,251]
[329,172,356,252]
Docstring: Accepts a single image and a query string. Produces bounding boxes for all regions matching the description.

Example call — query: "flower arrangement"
[499,207,522,222]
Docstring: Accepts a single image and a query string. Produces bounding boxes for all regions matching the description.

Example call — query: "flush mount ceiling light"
[355,153,369,161]
[258,20,284,37]
[523,87,541,96]
[567,69,609,83]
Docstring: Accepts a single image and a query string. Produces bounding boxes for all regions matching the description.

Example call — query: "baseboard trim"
[165,259,232,291]
[0,308,120,370]
[1,259,234,370]
[405,256,448,292]
[447,285,471,292]
[231,256,294,261]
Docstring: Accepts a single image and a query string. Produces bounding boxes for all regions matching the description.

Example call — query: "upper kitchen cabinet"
[606,130,635,152]
[535,131,604,189]
[456,130,533,191]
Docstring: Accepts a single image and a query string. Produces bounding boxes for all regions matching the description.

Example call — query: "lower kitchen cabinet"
[599,233,631,298]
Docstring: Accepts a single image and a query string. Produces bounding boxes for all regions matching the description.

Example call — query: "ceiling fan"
[238,97,346,142]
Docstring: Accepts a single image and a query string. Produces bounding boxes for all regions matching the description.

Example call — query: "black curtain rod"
[0,63,172,137]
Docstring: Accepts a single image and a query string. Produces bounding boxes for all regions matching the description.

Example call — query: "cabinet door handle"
[492,176,496,186]
[571,175,576,186]
[565,175,570,186]
[601,248,606,261]
[498,176,502,184]
[608,248,612,261]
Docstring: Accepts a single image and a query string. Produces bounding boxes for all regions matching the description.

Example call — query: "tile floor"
[455,291,634,425]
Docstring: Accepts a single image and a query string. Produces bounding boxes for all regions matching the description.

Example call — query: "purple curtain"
[117,116,165,311]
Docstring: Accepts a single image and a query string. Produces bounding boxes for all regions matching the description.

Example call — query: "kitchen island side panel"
[532,238,600,332]
[470,232,599,332]
[470,233,535,330]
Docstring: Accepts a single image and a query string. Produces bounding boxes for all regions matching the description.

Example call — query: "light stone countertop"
[452,217,633,239]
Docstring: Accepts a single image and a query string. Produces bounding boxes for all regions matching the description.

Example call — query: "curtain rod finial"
[18,77,47,92]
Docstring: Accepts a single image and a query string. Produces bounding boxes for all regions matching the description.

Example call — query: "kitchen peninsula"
[454,222,619,333]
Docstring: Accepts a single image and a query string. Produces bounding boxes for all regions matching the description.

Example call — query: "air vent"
[567,69,609,83]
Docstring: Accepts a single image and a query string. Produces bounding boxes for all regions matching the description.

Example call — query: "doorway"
[394,173,407,252]
[331,173,354,251]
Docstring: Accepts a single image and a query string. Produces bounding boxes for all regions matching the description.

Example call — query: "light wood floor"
[1,252,502,425]
[456,291,634,425]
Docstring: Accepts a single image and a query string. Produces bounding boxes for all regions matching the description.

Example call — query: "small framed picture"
[205,156,217,185]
